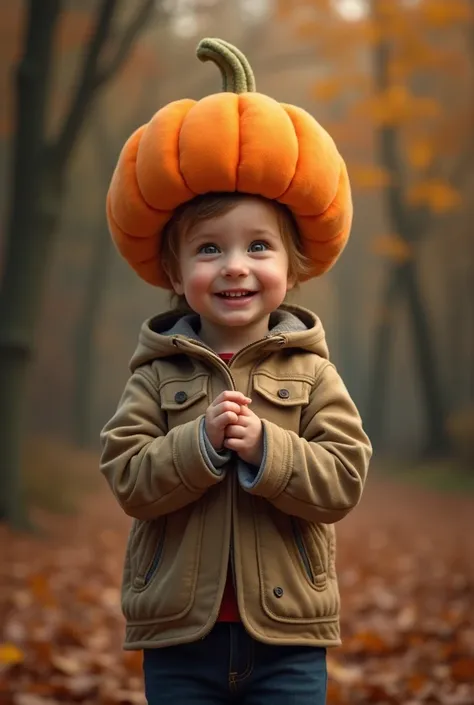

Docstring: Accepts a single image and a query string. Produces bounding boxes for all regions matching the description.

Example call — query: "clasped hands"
[205,391,263,467]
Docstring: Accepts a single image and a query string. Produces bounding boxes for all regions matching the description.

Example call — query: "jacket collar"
[129,303,329,372]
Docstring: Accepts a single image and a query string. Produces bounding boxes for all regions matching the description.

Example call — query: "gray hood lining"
[162,309,308,347]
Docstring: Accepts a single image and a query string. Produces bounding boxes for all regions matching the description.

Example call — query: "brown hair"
[160,192,311,310]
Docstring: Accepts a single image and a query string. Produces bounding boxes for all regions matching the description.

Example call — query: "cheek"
[258,257,290,289]
[183,264,213,294]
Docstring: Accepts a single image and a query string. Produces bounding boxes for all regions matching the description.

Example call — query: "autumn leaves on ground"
[1,443,473,705]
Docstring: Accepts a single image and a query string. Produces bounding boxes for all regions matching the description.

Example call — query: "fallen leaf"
[0,643,24,666]
[451,658,474,683]
[51,652,84,676]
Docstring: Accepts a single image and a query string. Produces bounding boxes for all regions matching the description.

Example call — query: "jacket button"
[277,388,290,399]
[174,391,188,404]
[273,586,284,598]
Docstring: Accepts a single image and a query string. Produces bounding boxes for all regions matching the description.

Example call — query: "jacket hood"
[129,303,329,372]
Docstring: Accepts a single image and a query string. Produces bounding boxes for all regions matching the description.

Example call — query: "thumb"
[238,403,253,416]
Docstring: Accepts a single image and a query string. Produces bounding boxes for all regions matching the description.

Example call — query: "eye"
[249,241,269,253]
[198,243,220,255]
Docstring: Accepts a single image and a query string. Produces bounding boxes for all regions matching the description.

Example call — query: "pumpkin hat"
[107,38,353,289]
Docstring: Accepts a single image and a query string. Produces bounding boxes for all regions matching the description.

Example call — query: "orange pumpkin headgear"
[106,38,353,289]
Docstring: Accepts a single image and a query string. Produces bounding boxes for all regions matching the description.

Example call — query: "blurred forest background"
[0,0,473,522]
[0,1,473,703]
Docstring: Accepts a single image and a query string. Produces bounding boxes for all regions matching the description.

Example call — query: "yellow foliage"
[407,180,462,213]
[420,0,473,28]
[375,0,472,27]
[0,643,25,666]
[312,78,343,101]
[353,87,441,127]
[350,165,392,189]
[280,0,469,214]
[322,121,372,150]
[357,20,383,45]
[388,57,412,83]
[372,234,412,263]
[312,74,369,101]
[406,141,434,170]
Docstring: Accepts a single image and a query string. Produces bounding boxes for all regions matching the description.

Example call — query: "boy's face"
[169,198,295,344]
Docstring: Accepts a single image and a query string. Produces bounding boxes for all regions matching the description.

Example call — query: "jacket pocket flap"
[159,374,209,411]
[253,373,311,407]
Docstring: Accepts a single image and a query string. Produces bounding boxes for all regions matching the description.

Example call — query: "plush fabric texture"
[99,304,372,649]
[106,39,353,289]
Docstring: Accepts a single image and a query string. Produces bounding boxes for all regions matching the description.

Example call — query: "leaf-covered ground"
[1,462,473,705]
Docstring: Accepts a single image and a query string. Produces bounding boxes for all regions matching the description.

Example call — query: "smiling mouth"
[215,290,257,298]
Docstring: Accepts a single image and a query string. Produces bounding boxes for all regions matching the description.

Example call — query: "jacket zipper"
[171,335,285,627]
[218,339,284,611]
[292,518,314,583]
[173,334,286,389]
[143,519,167,585]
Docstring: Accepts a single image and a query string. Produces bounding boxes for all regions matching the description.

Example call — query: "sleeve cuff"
[199,418,232,475]
[237,426,268,489]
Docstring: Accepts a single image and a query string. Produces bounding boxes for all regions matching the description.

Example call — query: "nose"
[221,252,249,278]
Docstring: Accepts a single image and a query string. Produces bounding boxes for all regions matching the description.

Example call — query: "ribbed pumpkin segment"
[237,94,298,199]
[179,93,240,193]
[279,104,342,216]
[296,160,353,276]
[136,99,196,211]
[105,36,354,287]
[109,126,165,238]
[106,193,172,287]
[301,230,349,278]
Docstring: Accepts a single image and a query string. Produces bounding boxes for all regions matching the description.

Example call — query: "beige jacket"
[100,304,372,650]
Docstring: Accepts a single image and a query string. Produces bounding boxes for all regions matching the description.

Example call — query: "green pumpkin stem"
[196,38,256,94]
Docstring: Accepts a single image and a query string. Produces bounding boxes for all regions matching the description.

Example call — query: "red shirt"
[216,352,240,622]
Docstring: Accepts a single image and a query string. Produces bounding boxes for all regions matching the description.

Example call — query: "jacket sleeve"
[237,362,372,523]
[100,367,226,520]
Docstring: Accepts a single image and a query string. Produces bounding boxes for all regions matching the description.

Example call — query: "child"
[100,37,372,705]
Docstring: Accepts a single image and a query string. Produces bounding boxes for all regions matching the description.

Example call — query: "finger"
[214,411,239,427]
[224,438,248,452]
[237,404,254,417]
[224,424,246,438]
[212,401,242,417]
[213,391,252,406]
[208,410,239,430]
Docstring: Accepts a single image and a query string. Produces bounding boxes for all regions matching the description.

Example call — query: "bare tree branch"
[50,0,155,173]
[96,0,155,86]
[51,0,117,170]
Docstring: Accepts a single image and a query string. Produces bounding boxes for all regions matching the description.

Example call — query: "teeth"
[222,292,248,297]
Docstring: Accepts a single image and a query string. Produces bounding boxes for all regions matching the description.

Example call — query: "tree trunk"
[0,176,63,526]
[365,17,450,454]
[0,2,61,526]
[0,1,156,526]
[367,253,450,454]
[72,225,111,447]
[365,264,405,444]
[470,257,474,403]
[401,262,450,454]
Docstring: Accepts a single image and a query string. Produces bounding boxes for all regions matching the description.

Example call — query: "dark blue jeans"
[143,622,327,704]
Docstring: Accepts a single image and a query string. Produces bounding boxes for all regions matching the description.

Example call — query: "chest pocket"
[252,373,312,434]
[159,374,210,429]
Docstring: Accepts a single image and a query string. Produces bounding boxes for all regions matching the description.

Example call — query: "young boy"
[101,38,372,704]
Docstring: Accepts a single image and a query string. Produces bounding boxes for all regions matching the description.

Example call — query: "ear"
[286,273,297,292]
[170,278,185,296]
[163,263,184,295]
